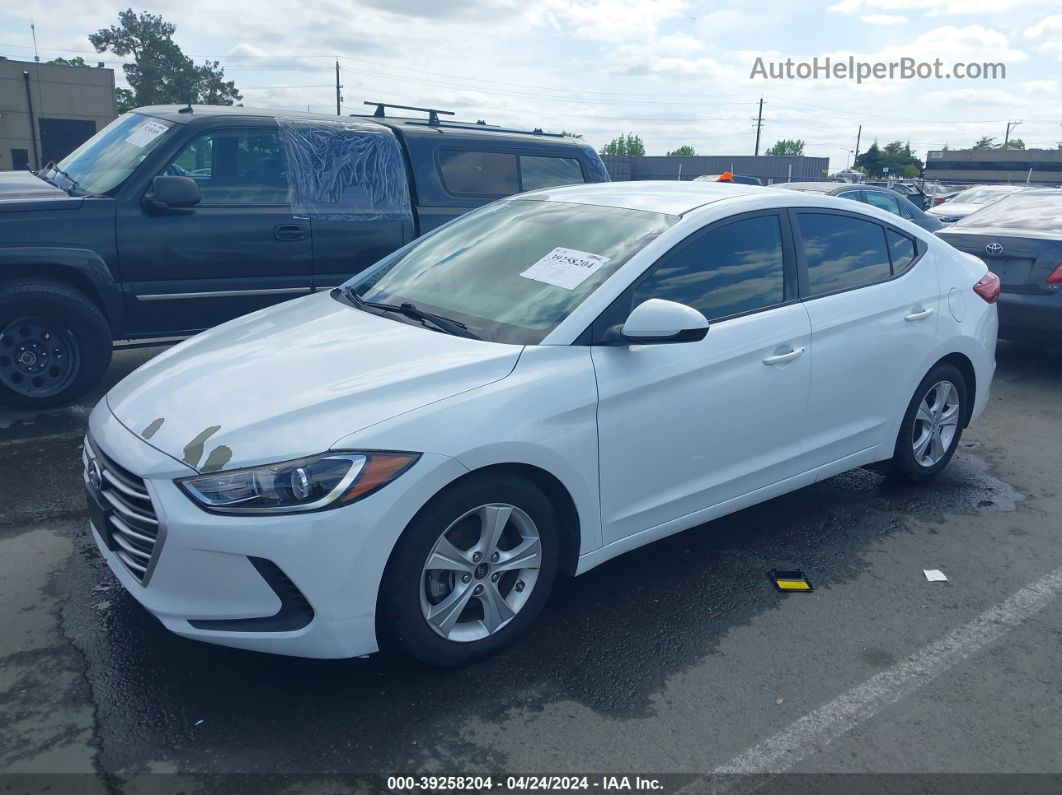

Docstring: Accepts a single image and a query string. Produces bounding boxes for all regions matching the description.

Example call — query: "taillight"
[1048,263,1062,285]
[933,196,946,206]
[973,271,1000,303]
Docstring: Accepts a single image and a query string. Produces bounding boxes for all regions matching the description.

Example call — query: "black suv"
[0,103,608,407]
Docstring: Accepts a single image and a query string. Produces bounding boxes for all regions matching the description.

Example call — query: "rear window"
[798,213,891,295]
[887,230,917,274]
[953,193,1062,232]
[437,150,518,195]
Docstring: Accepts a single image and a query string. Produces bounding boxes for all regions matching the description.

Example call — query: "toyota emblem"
[985,242,1004,256]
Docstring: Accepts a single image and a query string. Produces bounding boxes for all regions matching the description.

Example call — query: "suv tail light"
[973,271,1000,303]
[1048,263,1062,285]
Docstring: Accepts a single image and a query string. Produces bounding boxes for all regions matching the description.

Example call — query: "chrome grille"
[84,435,160,583]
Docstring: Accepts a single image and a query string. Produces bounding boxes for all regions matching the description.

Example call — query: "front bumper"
[997,291,1062,345]
[86,401,468,658]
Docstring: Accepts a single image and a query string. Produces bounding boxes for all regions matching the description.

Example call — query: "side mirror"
[619,298,709,344]
[143,175,200,211]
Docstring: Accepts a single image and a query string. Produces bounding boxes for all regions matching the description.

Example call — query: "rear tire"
[378,474,559,667]
[887,363,967,482]
[0,280,112,409]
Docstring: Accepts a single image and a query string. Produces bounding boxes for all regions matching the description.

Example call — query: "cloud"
[860,14,908,25]
[829,0,1038,16]
[1024,15,1062,58]
[531,0,689,43]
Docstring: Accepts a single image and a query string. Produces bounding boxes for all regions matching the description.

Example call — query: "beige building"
[0,57,117,171]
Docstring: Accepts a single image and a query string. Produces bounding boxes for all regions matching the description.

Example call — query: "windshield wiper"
[344,288,480,340]
[41,162,85,196]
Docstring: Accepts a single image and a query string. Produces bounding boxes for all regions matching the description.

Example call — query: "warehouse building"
[925,148,1062,186]
[601,154,830,184]
[0,57,117,171]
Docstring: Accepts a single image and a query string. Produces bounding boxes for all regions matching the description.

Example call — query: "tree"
[972,136,998,150]
[48,56,89,67]
[854,141,881,175]
[765,139,805,156]
[854,140,923,178]
[600,133,646,157]
[1002,137,1025,150]
[560,131,583,139]
[90,9,241,108]
[665,145,696,156]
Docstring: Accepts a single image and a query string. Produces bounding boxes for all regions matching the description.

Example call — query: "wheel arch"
[932,351,976,428]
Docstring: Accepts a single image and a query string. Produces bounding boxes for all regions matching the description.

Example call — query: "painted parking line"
[684,566,1062,794]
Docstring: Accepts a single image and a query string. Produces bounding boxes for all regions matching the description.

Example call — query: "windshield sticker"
[125,120,169,148]
[519,247,611,291]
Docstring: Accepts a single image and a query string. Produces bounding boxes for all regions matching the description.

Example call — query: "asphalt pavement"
[0,341,1060,792]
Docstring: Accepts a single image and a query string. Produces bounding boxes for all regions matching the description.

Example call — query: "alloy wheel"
[912,380,961,468]
[420,503,542,643]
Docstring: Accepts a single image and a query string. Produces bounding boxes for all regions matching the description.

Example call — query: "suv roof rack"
[363,101,454,125]
[357,100,566,138]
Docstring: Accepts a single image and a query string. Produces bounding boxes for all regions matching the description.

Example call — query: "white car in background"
[928,185,1027,224]
[84,182,998,666]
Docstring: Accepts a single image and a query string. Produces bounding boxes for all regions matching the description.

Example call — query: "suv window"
[798,213,891,295]
[166,128,289,204]
[438,150,519,196]
[520,155,585,191]
[864,191,901,216]
[632,214,786,321]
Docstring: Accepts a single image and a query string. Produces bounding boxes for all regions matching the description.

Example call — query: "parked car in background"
[930,188,964,207]
[867,180,931,210]
[693,173,763,185]
[85,181,996,665]
[937,190,1062,345]
[0,103,609,408]
[777,182,944,232]
[927,185,1027,224]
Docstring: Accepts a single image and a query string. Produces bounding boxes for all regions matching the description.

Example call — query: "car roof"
[526,180,771,215]
[776,182,842,193]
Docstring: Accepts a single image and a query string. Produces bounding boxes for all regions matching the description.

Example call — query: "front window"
[46,113,175,195]
[346,198,677,344]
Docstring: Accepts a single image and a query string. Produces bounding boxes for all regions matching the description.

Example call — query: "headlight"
[176,451,420,514]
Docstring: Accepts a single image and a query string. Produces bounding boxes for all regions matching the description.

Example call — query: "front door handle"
[274,224,307,241]
[762,347,806,366]
[904,307,935,322]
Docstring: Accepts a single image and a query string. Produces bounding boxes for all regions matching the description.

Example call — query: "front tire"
[0,280,112,409]
[378,474,559,667]
[888,363,967,482]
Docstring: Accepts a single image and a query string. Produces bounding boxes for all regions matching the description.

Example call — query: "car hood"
[106,291,522,472]
[0,170,83,211]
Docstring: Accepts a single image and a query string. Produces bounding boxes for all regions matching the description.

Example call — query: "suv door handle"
[274,224,307,241]
[904,307,934,322]
[762,347,805,366]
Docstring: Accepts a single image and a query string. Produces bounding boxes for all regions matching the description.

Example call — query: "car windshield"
[950,186,1021,205]
[44,113,176,195]
[953,192,1062,232]
[345,198,677,344]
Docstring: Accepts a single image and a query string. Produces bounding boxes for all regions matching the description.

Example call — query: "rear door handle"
[904,307,935,322]
[274,224,307,241]
[762,347,806,366]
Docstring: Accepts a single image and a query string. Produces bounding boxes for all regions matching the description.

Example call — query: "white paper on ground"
[924,569,948,582]
[125,121,169,148]
[519,247,611,291]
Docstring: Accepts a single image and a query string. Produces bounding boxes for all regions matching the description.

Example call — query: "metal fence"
[600,155,830,184]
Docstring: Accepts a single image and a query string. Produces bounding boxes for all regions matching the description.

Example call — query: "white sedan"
[84,182,998,665]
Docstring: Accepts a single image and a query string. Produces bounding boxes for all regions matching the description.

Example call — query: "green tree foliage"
[665,144,696,156]
[765,139,805,156]
[1002,137,1025,150]
[600,133,646,157]
[972,136,998,150]
[854,140,923,178]
[48,56,89,67]
[90,9,241,109]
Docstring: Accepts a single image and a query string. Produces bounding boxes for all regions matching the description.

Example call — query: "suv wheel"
[378,474,559,666]
[888,363,967,481]
[0,280,112,409]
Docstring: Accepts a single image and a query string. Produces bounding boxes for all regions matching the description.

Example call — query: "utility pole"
[753,96,764,156]
[335,60,342,116]
[1003,119,1022,149]
[853,125,862,165]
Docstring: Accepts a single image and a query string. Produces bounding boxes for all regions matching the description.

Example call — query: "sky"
[2,0,1061,171]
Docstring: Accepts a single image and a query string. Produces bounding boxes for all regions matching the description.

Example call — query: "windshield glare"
[954,192,1062,232]
[951,186,1021,205]
[347,199,677,344]
[50,113,175,195]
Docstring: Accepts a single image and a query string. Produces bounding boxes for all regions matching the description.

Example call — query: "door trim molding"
[135,287,312,301]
